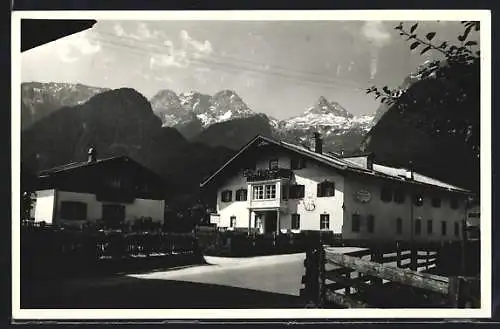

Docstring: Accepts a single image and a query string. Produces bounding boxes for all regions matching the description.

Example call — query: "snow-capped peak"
[151,89,256,128]
[279,96,374,135]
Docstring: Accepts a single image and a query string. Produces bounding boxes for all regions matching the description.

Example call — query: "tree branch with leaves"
[366,21,480,159]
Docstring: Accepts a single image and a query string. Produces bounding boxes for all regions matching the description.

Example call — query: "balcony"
[243,168,293,182]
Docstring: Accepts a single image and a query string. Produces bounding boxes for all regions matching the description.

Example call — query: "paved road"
[128,253,307,296]
[22,247,374,309]
[22,253,310,309]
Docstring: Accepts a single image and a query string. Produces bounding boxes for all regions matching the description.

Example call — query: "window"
[60,201,87,221]
[265,184,276,199]
[221,190,232,202]
[253,185,264,200]
[414,194,424,207]
[109,177,121,188]
[454,222,460,237]
[352,214,361,233]
[396,217,403,234]
[367,215,375,233]
[289,184,305,199]
[381,187,392,202]
[230,216,236,228]
[394,189,405,204]
[432,197,442,208]
[235,189,248,201]
[253,185,276,200]
[102,204,125,226]
[427,219,433,235]
[320,214,330,230]
[291,157,306,170]
[450,197,459,209]
[441,221,447,236]
[291,214,300,230]
[317,180,335,197]
[415,218,422,235]
[269,159,279,170]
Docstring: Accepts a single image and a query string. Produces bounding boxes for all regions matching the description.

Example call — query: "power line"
[88,35,364,93]
[90,35,368,94]
[89,30,368,92]
[95,29,366,89]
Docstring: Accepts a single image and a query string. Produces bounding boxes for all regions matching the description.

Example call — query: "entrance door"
[102,204,125,228]
[264,211,277,234]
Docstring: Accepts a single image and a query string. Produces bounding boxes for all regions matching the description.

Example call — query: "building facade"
[32,149,166,228]
[201,135,473,242]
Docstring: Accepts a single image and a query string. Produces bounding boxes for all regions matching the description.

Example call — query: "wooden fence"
[21,224,203,279]
[301,243,480,308]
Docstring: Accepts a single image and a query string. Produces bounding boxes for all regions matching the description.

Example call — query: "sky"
[21,19,478,119]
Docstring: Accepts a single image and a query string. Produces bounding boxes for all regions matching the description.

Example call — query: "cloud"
[149,53,189,69]
[137,22,160,39]
[112,25,213,69]
[180,30,213,55]
[113,23,126,37]
[361,21,391,80]
[44,30,101,63]
[154,76,173,83]
[361,21,392,47]
[369,56,378,80]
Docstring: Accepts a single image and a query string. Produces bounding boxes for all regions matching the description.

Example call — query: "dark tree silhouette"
[366,21,480,160]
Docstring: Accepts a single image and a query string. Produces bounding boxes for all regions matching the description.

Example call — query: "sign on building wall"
[354,189,372,203]
[303,195,316,211]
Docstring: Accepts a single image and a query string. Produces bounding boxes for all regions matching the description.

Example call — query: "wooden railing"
[244,168,293,182]
[21,225,203,279]
[300,243,480,308]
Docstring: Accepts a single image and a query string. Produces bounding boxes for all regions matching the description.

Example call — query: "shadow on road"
[22,276,308,309]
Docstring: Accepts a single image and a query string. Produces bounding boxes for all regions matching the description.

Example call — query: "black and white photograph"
[12,10,491,320]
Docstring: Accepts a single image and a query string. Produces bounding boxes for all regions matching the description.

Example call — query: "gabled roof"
[38,155,131,176]
[200,135,471,194]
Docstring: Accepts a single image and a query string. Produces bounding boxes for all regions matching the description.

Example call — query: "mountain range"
[150,88,375,151]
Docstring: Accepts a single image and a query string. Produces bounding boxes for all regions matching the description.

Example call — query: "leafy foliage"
[366,21,480,159]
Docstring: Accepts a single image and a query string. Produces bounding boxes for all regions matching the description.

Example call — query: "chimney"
[366,153,374,170]
[88,147,97,163]
[405,160,414,180]
[313,132,323,154]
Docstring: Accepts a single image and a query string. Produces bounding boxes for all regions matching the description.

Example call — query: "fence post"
[317,245,326,307]
[301,247,319,306]
[448,276,469,308]
[426,249,430,271]
[396,241,402,268]
[461,218,467,275]
[345,271,352,295]
[370,249,383,285]
[410,245,418,271]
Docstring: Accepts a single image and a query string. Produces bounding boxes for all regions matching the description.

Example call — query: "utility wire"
[88,31,368,92]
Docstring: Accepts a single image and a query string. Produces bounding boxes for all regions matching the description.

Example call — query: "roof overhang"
[200,135,473,195]
[21,19,97,52]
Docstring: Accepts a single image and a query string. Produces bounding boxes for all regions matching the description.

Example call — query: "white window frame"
[253,184,276,200]
[265,184,276,199]
[320,214,330,230]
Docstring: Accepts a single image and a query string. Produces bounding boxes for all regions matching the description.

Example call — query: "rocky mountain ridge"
[20,82,376,153]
